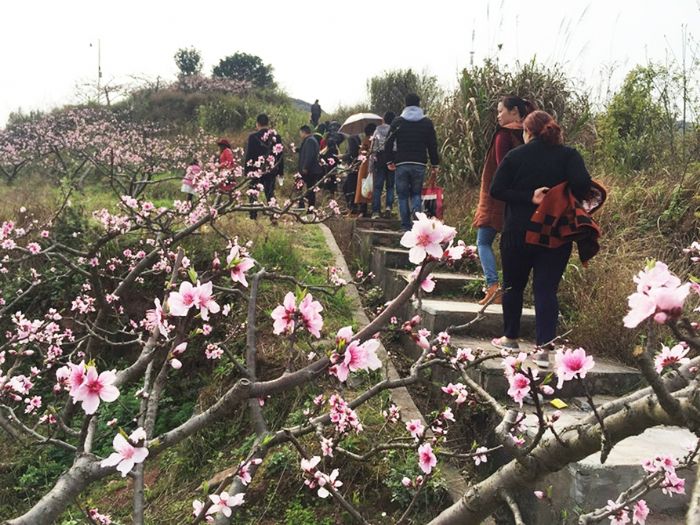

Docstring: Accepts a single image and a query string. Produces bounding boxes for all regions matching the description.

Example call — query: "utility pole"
[97,39,103,105]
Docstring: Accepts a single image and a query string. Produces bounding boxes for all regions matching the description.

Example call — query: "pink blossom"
[168,281,199,316]
[145,298,169,336]
[417,442,437,474]
[632,500,649,524]
[271,292,296,334]
[411,266,436,292]
[192,500,214,523]
[383,404,401,423]
[333,339,382,382]
[554,348,595,389]
[300,456,321,473]
[442,407,455,422]
[624,262,691,328]
[227,245,255,287]
[473,446,488,465]
[534,490,545,499]
[194,281,220,321]
[100,429,149,477]
[654,344,690,373]
[507,373,531,407]
[441,382,469,404]
[336,326,354,346]
[316,468,343,498]
[321,437,334,457]
[299,293,323,338]
[406,419,425,441]
[400,213,453,264]
[606,501,631,525]
[72,366,120,414]
[661,471,685,496]
[503,352,528,377]
[208,491,245,517]
[67,361,86,396]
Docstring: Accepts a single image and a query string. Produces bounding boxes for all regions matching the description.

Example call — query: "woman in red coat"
[472,97,534,305]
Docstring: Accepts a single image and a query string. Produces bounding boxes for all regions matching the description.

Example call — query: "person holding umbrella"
[384,94,439,231]
[339,113,383,215]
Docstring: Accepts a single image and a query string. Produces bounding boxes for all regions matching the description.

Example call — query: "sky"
[1,0,699,126]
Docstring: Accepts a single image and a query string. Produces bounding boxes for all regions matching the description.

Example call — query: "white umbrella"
[339,113,383,136]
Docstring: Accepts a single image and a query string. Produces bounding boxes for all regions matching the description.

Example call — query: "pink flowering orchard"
[0,118,699,525]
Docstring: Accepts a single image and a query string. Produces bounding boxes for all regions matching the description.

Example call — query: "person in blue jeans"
[472,96,534,304]
[384,94,440,231]
[370,111,396,218]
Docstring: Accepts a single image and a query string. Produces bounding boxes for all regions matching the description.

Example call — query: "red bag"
[421,186,444,219]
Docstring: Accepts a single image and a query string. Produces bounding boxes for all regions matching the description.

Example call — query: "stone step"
[521,397,694,522]
[449,336,643,399]
[355,227,405,247]
[370,247,414,288]
[392,269,482,298]
[356,217,402,230]
[414,299,536,339]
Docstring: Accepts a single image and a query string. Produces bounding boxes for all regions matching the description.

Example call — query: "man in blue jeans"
[384,94,440,231]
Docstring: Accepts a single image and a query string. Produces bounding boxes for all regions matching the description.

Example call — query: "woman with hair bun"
[489,111,592,366]
[473,96,535,305]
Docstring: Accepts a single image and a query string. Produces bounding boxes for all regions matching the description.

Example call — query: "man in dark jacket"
[245,114,284,220]
[297,125,323,210]
[385,93,440,231]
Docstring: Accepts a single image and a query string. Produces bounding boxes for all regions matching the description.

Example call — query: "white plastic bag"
[361,173,373,199]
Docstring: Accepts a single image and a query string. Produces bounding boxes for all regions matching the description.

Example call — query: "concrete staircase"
[351,218,691,524]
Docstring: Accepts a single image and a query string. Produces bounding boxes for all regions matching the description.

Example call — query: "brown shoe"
[478,283,502,305]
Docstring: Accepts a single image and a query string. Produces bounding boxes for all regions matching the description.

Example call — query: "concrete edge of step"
[318,223,470,502]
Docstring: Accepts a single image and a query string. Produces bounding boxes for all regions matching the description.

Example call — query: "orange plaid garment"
[525,181,606,264]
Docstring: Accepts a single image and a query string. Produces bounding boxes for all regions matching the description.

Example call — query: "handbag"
[421,185,444,219]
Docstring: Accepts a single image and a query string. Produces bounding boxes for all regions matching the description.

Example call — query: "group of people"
[475,97,597,367]
[182,95,599,365]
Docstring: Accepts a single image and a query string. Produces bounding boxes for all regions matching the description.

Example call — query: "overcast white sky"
[1,0,699,126]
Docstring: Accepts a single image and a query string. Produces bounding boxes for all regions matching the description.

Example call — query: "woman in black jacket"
[489,111,591,366]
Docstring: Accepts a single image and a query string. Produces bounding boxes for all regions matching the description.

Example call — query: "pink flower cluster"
[399,213,458,264]
[623,262,691,328]
[605,499,649,525]
[168,280,220,321]
[193,491,245,520]
[271,292,324,338]
[300,456,343,498]
[57,362,120,415]
[642,454,685,497]
[328,394,363,434]
[329,327,382,382]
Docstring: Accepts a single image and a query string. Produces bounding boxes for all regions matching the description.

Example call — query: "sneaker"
[491,336,520,350]
[371,213,381,219]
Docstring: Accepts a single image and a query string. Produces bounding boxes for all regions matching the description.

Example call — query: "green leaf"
[188,267,198,283]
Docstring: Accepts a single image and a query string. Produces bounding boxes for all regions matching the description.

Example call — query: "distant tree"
[212,52,275,89]
[174,47,203,76]
[597,64,678,172]
[368,69,442,115]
